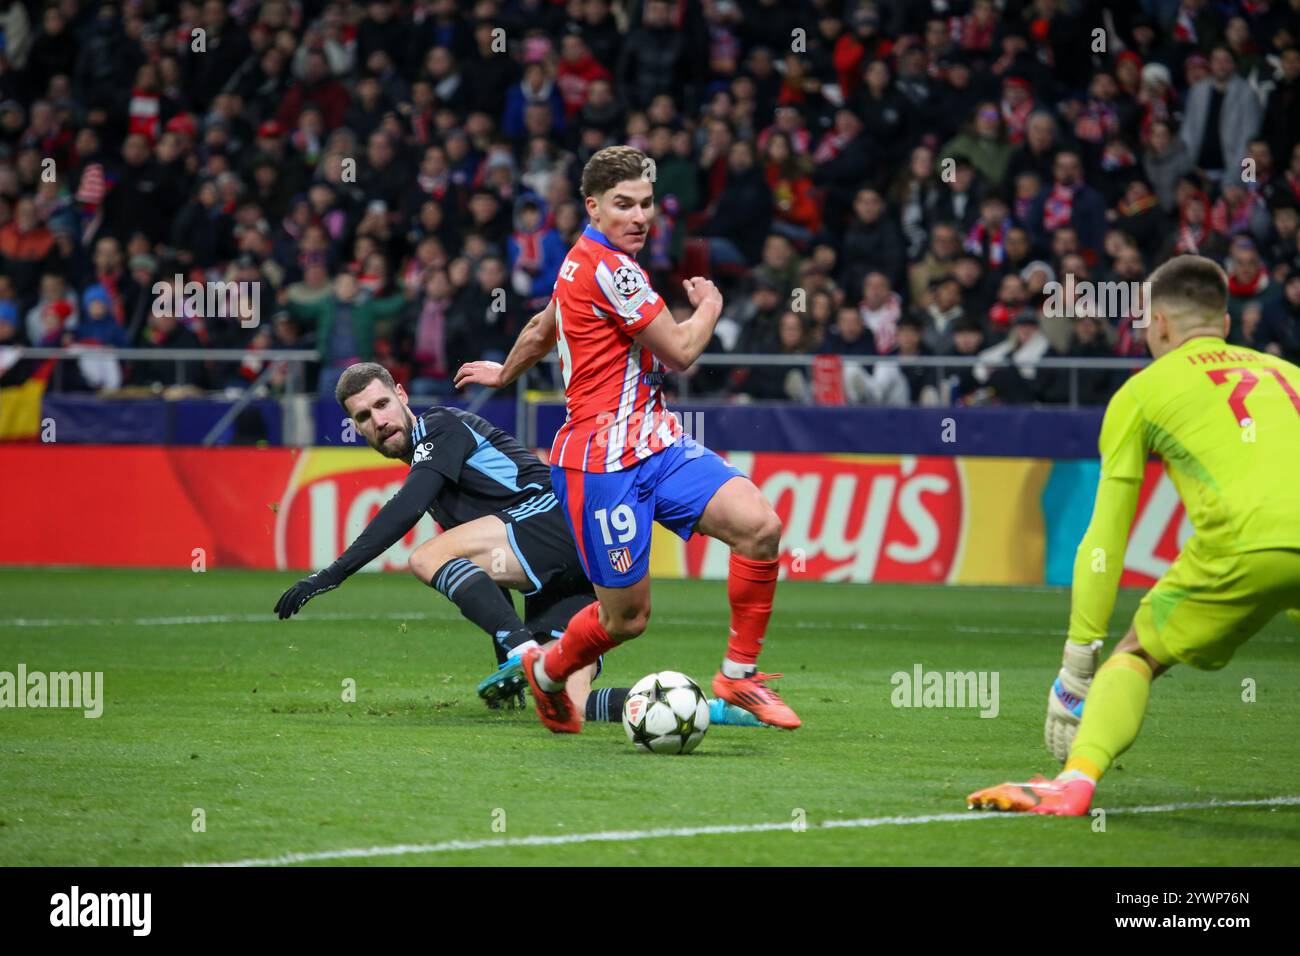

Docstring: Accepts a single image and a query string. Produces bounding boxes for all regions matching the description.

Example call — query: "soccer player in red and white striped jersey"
[457,146,800,733]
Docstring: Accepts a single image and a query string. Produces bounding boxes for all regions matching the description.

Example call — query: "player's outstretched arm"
[632,277,723,372]
[1067,475,1142,647]
[454,297,557,391]
[274,467,447,618]
[1045,473,1142,759]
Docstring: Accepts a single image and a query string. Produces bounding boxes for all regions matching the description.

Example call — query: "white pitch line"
[5,613,1294,645]
[0,611,455,628]
[190,795,1300,867]
[0,611,1061,637]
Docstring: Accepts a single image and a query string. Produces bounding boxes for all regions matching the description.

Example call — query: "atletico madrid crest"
[608,547,632,574]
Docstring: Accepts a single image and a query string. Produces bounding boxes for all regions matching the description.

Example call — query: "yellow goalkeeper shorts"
[1133,541,1300,671]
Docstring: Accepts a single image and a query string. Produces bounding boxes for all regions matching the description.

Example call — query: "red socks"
[726,553,780,666]
[541,554,778,682]
[542,601,618,683]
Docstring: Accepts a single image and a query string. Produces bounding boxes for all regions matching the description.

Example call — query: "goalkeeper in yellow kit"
[968,255,1300,816]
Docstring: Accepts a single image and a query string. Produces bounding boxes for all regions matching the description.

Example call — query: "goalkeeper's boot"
[967,774,1096,816]
[477,656,526,709]
[711,670,801,729]
[520,646,581,733]
[708,698,769,727]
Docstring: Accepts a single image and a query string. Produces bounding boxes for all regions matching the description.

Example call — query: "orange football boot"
[967,774,1096,816]
[711,670,801,729]
[520,647,582,733]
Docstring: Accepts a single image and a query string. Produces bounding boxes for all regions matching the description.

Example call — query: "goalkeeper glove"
[1045,638,1102,762]
[274,570,341,619]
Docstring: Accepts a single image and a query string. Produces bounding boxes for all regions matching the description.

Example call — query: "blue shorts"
[551,437,744,588]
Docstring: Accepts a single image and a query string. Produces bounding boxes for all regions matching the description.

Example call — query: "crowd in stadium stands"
[1,0,1299,406]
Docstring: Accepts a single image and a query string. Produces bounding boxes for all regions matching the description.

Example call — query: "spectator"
[65,284,126,392]
[1007,111,1059,183]
[889,145,942,261]
[276,50,351,131]
[1143,120,1195,213]
[855,315,937,407]
[1164,187,1227,260]
[943,101,1012,190]
[183,0,252,114]
[130,304,206,390]
[503,61,565,142]
[841,188,904,293]
[921,275,968,350]
[825,302,877,357]
[856,272,901,354]
[762,131,821,245]
[23,7,77,102]
[943,316,987,404]
[30,298,74,348]
[731,276,784,354]
[971,310,1058,405]
[1113,179,1168,262]
[811,107,875,231]
[1225,236,1282,339]
[0,302,19,349]
[964,194,1014,273]
[507,195,566,306]
[852,60,911,169]
[1262,47,1300,177]
[1265,204,1300,280]
[23,272,78,345]
[908,222,961,306]
[447,255,526,368]
[290,272,407,397]
[953,252,995,320]
[1027,150,1107,259]
[0,196,54,302]
[617,0,691,110]
[557,34,612,122]
[1180,46,1262,183]
[462,22,521,118]
[1065,314,1124,405]
[1257,269,1300,361]
[740,311,811,402]
[1211,181,1270,243]
[702,140,772,266]
[401,270,457,397]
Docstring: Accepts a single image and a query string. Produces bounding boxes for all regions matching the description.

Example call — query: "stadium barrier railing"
[4,346,1150,448]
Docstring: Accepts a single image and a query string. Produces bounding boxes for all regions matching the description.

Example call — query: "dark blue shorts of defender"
[551,436,743,589]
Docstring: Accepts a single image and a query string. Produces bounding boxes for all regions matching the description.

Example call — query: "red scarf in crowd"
[1228,267,1267,298]
[1001,95,1033,145]
[128,89,161,143]
[414,296,450,378]
[960,14,996,51]
[966,217,1009,267]
[1212,191,1261,236]
[1043,183,1076,232]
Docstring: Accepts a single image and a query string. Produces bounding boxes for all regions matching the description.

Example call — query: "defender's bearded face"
[370,415,413,459]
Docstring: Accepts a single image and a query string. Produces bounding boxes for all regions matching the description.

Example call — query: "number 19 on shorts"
[593,505,637,545]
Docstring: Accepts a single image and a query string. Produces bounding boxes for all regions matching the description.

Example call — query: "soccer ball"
[622,671,710,754]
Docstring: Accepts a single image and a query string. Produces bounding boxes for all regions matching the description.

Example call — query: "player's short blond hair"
[580,146,649,199]
[1148,255,1229,329]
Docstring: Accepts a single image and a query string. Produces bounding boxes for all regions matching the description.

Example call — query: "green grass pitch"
[1,568,1297,866]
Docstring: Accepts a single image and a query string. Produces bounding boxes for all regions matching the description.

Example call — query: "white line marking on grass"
[0,611,1063,637]
[0,611,457,628]
[6,613,1292,645]
[190,795,1300,867]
